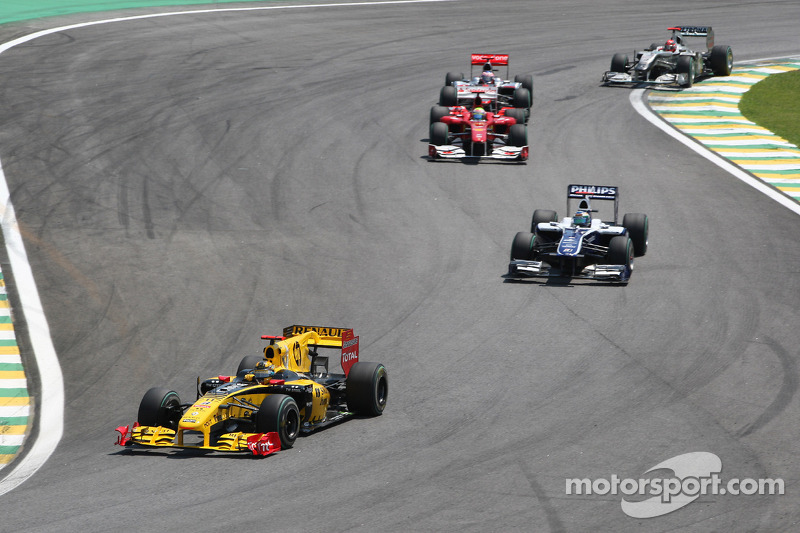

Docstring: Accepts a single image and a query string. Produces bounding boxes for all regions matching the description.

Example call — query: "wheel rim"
[376,376,387,408]
[285,408,299,440]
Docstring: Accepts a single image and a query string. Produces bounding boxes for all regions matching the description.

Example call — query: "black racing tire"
[429,105,451,126]
[508,124,527,147]
[622,213,649,257]
[512,87,531,109]
[647,43,660,51]
[439,85,458,106]
[255,394,300,449]
[237,355,262,376]
[346,362,388,416]
[138,387,182,430]
[611,53,628,72]
[710,45,733,76]
[445,71,463,86]
[430,122,449,146]
[530,209,558,234]
[504,108,526,125]
[511,231,535,261]
[514,74,534,94]
[677,55,694,87]
[607,235,633,268]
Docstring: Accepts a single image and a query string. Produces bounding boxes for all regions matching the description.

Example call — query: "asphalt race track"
[0,1,799,531]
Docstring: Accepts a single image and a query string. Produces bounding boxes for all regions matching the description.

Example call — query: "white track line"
[630,85,800,217]
[0,0,455,496]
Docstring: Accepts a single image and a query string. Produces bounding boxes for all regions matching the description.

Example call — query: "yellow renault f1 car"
[115,325,387,456]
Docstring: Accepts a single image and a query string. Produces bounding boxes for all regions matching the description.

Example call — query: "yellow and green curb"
[0,269,28,468]
[648,60,800,203]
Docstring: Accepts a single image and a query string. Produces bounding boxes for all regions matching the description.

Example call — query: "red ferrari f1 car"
[428,100,528,162]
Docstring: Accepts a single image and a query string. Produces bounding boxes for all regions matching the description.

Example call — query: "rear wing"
[282,324,348,348]
[567,184,619,224]
[668,26,714,50]
[471,53,509,66]
[470,53,510,79]
[274,325,359,376]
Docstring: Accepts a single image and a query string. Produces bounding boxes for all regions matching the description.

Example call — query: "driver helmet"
[664,39,677,52]
[472,107,487,121]
[480,71,495,84]
[573,210,591,227]
[252,360,275,382]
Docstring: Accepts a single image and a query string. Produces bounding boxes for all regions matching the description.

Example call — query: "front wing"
[115,423,282,456]
[602,71,690,87]
[428,144,527,161]
[508,260,630,283]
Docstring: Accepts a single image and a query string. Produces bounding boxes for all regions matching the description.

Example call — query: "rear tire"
[514,74,534,94]
[439,85,457,106]
[138,387,182,430]
[445,72,463,85]
[611,53,628,72]
[710,45,733,76]
[622,213,648,257]
[511,231,535,260]
[504,108,526,125]
[607,235,633,268]
[429,105,450,126]
[430,122,449,146]
[346,362,388,416]
[237,355,262,376]
[530,209,558,234]
[256,394,300,449]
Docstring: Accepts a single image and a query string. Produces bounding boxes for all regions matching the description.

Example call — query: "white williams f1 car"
[603,26,733,88]
[508,185,648,284]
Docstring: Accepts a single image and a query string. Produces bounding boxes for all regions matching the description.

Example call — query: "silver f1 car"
[440,53,533,119]
[602,26,733,88]
[508,185,648,283]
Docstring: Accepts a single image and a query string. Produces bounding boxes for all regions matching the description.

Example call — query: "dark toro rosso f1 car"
[115,325,387,456]
[508,185,648,283]
[602,26,733,88]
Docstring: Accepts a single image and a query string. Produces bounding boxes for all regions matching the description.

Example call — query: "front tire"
[622,213,648,257]
[512,87,531,109]
[508,124,527,147]
[445,72,463,86]
[430,122,449,146]
[138,387,182,430]
[611,53,628,72]
[607,235,633,268]
[511,231,535,260]
[677,56,694,87]
[347,362,388,416]
[256,394,300,449]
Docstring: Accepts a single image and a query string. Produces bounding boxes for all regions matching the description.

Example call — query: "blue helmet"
[573,210,591,227]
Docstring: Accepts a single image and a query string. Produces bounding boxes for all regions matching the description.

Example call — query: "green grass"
[739,70,800,148]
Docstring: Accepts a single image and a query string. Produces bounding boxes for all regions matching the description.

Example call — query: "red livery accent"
[471,53,509,66]
[115,422,138,446]
[246,432,281,456]
[341,329,359,377]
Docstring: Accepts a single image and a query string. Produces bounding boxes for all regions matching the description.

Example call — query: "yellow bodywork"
[127,325,347,452]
